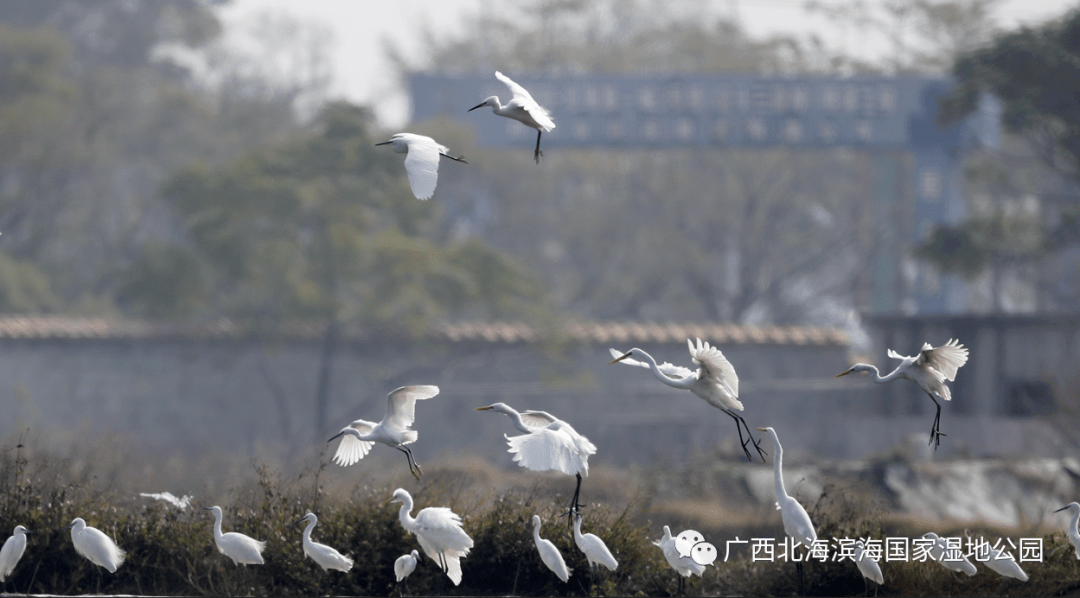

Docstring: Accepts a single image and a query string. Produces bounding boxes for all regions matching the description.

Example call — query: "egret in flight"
[854,540,883,597]
[394,550,419,596]
[468,71,555,164]
[610,339,766,462]
[1055,502,1080,559]
[654,525,705,596]
[532,515,571,583]
[63,518,126,573]
[204,506,266,566]
[921,532,977,576]
[836,339,968,449]
[0,525,29,586]
[476,402,596,527]
[376,133,466,200]
[757,426,817,595]
[329,385,440,480]
[389,488,473,586]
[296,512,353,573]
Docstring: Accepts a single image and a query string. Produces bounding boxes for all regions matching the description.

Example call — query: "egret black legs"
[796,561,804,596]
[926,394,946,450]
[723,410,767,462]
[397,445,423,479]
[567,473,583,528]
[534,131,543,164]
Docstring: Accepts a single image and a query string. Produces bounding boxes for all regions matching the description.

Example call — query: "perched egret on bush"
[532,515,570,583]
[394,549,419,595]
[63,518,126,573]
[389,488,473,586]
[654,525,704,596]
[610,339,765,462]
[854,540,883,597]
[468,71,555,164]
[1055,502,1080,559]
[204,506,266,566]
[758,426,817,595]
[0,525,29,584]
[329,385,440,480]
[375,133,466,200]
[573,513,618,572]
[476,402,596,526]
[983,544,1028,595]
[296,512,353,572]
[921,532,977,576]
[836,339,968,448]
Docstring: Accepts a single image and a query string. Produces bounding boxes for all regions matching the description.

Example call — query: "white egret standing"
[532,515,570,583]
[1055,502,1080,559]
[63,517,125,595]
[0,525,29,588]
[610,339,766,462]
[921,532,977,576]
[835,339,968,448]
[468,71,555,164]
[296,512,353,573]
[983,544,1028,595]
[653,525,705,596]
[475,402,596,527]
[394,549,419,596]
[757,427,817,595]
[375,133,467,200]
[854,540,883,597]
[329,385,440,480]
[204,506,266,566]
[389,488,473,587]
[573,513,618,572]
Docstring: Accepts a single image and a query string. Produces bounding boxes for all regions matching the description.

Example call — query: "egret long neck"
[867,364,902,384]
[398,501,417,532]
[212,514,224,540]
[769,431,788,500]
[573,518,583,543]
[643,352,695,390]
[303,520,316,543]
[1070,509,1080,540]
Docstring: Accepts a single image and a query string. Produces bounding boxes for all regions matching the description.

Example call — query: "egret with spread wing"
[654,525,705,596]
[475,402,596,527]
[836,339,968,448]
[329,385,439,479]
[376,133,466,200]
[610,338,765,462]
[389,488,473,586]
[757,426,817,596]
[468,71,555,163]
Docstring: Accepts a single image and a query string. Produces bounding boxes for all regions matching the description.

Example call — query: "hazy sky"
[217,0,1073,128]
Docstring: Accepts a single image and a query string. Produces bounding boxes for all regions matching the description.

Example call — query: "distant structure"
[411,73,1001,315]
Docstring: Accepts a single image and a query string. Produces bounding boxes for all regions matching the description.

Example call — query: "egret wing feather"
[917,339,969,381]
[689,338,739,397]
[402,143,441,200]
[383,385,439,433]
[506,429,588,476]
[495,71,555,131]
[520,410,559,429]
[332,420,375,466]
[0,533,26,581]
[886,348,907,360]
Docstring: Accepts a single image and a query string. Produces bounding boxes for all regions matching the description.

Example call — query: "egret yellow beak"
[834,370,851,378]
[475,406,493,411]
[609,352,633,365]
[756,427,767,432]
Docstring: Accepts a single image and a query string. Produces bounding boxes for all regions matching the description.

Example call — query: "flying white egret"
[610,339,766,462]
[475,402,596,527]
[204,506,266,566]
[394,549,419,595]
[0,525,29,584]
[921,532,977,576]
[1057,502,1080,559]
[836,339,968,449]
[573,512,618,572]
[854,540,884,597]
[757,426,817,595]
[296,512,353,573]
[654,525,705,596]
[329,385,440,480]
[375,133,467,200]
[63,518,126,573]
[532,515,571,583]
[468,71,555,164]
[389,488,473,586]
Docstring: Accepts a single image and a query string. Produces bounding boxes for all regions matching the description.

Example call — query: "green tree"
[129,103,542,438]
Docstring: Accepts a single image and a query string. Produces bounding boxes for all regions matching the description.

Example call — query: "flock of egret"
[0,69,1066,596]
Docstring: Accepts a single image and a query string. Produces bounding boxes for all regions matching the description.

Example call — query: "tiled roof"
[0,316,847,346]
